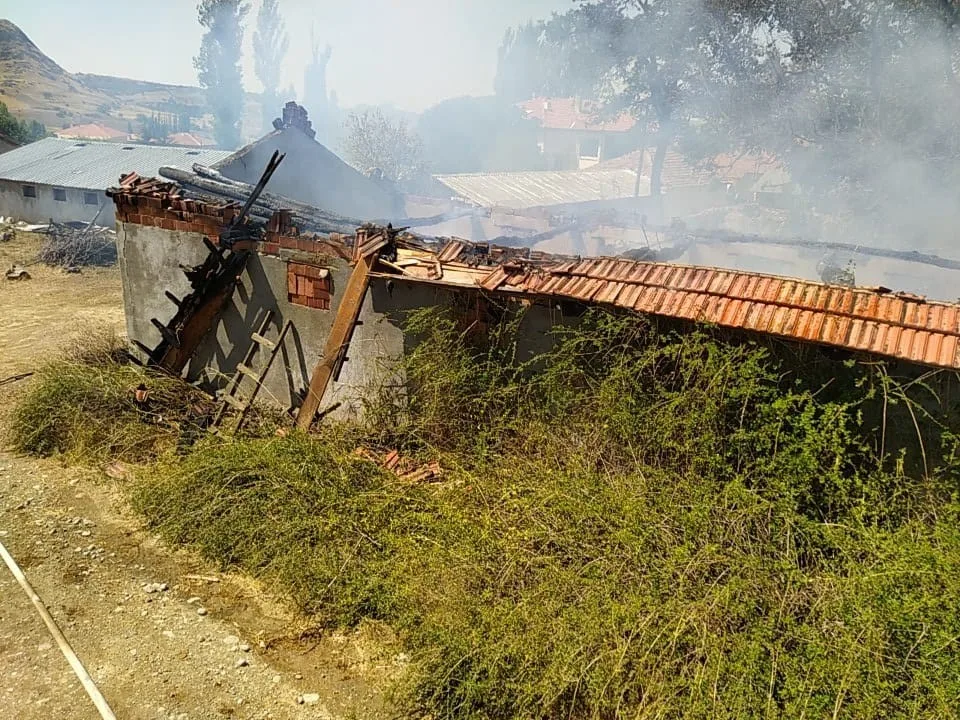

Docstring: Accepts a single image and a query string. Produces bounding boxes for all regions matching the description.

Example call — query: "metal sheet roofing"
[384,242,960,370]
[434,169,646,209]
[0,137,232,191]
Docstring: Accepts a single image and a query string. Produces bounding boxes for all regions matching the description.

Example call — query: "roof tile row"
[468,254,960,370]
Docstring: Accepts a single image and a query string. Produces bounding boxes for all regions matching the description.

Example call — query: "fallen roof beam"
[295,251,377,430]
[158,165,358,234]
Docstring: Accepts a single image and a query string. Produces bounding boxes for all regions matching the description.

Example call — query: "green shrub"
[128,307,960,719]
[133,432,432,624]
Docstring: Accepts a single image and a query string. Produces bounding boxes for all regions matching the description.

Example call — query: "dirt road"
[0,231,394,719]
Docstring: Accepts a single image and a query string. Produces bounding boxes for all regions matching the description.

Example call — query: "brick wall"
[114,192,353,260]
[111,177,355,312]
[288,262,332,309]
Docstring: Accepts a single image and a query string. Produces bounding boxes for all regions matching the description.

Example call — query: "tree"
[494,11,613,103]
[549,0,960,243]
[689,0,960,234]
[194,0,249,149]
[0,102,47,144]
[418,96,543,173]
[567,1,735,197]
[138,113,171,143]
[252,0,289,132]
[343,109,425,183]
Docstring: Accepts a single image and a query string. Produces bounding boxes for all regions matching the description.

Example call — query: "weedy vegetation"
[11,309,960,718]
[7,327,213,463]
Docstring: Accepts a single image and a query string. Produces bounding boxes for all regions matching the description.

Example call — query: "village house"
[54,123,131,142]
[212,102,400,221]
[0,138,230,227]
[0,103,396,229]
[519,97,637,171]
[106,163,960,429]
[416,146,794,257]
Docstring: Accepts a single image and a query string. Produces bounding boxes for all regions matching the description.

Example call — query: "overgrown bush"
[8,330,212,463]
[128,307,960,719]
[133,432,427,623]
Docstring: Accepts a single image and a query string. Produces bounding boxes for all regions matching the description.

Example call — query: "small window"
[53,188,67,202]
[121,146,135,151]
[186,151,201,156]
[22,185,36,198]
[83,191,99,206]
[579,137,600,158]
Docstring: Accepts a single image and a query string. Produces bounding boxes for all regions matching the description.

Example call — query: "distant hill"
[0,19,264,144]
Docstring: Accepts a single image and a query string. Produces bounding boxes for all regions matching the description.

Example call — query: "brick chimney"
[279,101,316,140]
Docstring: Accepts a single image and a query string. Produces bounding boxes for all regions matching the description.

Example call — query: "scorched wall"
[115,220,564,419]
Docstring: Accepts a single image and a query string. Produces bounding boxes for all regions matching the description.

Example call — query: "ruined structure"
[107,164,960,428]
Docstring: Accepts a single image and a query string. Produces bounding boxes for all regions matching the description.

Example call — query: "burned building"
[107,161,960,429]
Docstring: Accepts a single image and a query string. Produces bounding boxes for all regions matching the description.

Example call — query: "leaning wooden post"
[295,228,383,430]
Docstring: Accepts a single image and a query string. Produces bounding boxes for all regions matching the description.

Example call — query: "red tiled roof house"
[519,98,637,171]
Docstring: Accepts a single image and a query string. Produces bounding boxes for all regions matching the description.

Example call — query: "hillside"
[0,19,264,142]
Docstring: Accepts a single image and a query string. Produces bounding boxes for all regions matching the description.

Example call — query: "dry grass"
[7,329,214,463]
[0,230,123,378]
[12,307,960,718]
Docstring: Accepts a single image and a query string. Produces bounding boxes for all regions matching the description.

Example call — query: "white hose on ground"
[0,537,117,720]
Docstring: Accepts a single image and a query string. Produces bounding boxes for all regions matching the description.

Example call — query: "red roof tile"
[519,98,635,133]
[468,255,960,370]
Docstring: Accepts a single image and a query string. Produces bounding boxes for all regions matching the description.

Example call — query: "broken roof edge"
[380,240,960,371]
[103,173,960,371]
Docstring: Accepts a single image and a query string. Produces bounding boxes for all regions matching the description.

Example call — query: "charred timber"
[157,166,358,235]
[189,164,484,229]
[160,165,483,234]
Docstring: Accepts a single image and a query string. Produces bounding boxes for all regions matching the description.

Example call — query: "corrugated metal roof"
[385,242,960,370]
[434,169,646,209]
[0,138,232,191]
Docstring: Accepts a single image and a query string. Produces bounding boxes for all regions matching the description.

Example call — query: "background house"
[54,123,131,142]
[212,102,399,221]
[0,137,230,226]
[519,97,637,171]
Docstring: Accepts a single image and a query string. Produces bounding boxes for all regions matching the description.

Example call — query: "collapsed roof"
[108,171,960,372]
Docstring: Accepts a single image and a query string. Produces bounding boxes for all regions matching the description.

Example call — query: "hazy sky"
[7,0,572,111]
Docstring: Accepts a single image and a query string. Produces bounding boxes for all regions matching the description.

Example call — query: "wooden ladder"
[212,310,292,433]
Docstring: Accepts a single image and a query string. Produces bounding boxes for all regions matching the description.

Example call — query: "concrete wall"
[118,221,442,418]
[0,181,114,226]
[215,128,399,221]
[116,220,572,420]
